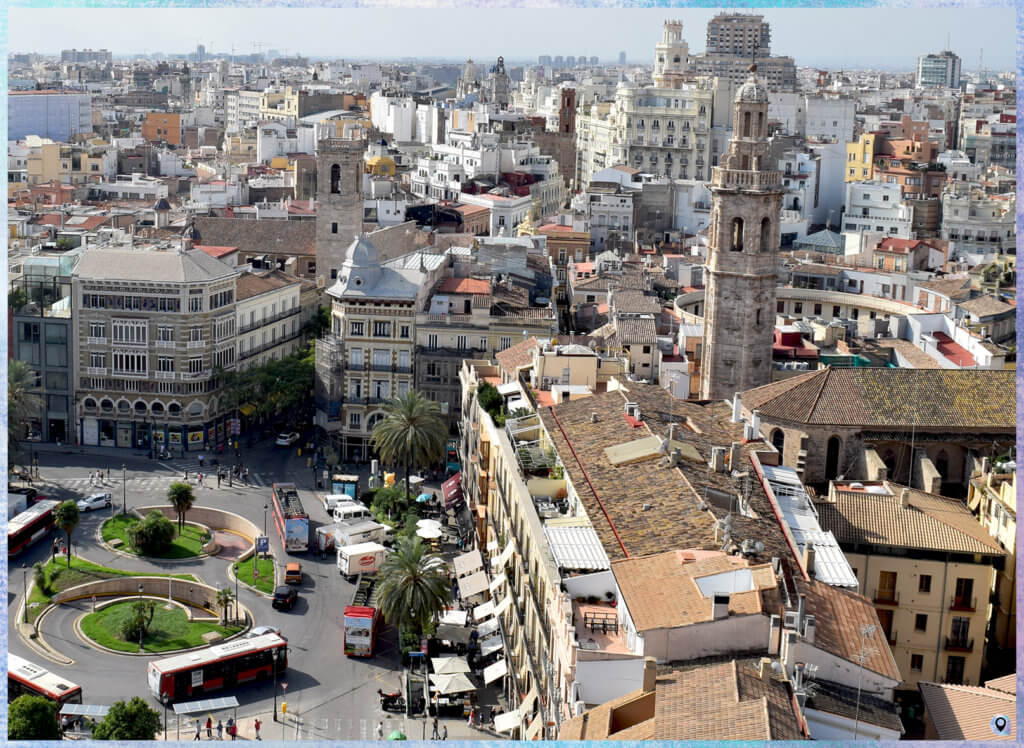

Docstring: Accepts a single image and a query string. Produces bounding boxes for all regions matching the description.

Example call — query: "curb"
[25,604,75,665]
[227,556,277,598]
[95,516,220,562]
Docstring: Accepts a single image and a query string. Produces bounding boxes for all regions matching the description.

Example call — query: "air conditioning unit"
[784,611,800,630]
[625,402,640,418]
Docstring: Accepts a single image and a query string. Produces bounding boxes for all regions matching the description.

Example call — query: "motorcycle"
[157,448,172,460]
[378,689,405,712]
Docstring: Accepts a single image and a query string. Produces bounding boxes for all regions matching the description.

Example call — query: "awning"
[496,541,516,568]
[60,704,110,718]
[483,658,508,685]
[525,713,543,741]
[489,572,507,595]
[476,617,500,637]
[238,403,257,417]
[497,382,521,396]
[521,685,538,715]
[494,709,521,734]
[473,600,495,621]
[435,623,472,645]
[493,595,513,618]
[431,656,471,675]
[486,540,499,552]
[439,608,468,626]
[172,696,240,715]
[453,549,484,578]
[458,570,489,599]
[429,672,476,695]
[479,634,503,657]
[442,472,464,507]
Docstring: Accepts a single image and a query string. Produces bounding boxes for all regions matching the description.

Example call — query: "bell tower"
[315,136,365,290]
[653,20,690,89]
[699,66,783,401]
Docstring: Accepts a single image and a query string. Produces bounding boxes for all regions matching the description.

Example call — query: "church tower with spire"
[699,65,784,401]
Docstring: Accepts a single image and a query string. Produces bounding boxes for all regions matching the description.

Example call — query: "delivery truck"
[335,518,392,547]
[343,575,382,657]
[336,541,388,579]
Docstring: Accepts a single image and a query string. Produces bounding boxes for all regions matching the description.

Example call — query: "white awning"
[439,608,468,626]
[493,595,513,618]
[476,617,500,637]
[479,634,503,657]
[453,549,484,577]
[521,685,538,715]
[458,570,489,599]
[525,713,543,741]
[486,540,499,552]
[494,709,521,734]
[474,600,495,621]
[489,572,507,595]
[431,656,471,675]
[483,657,508,685]
[497,382,520,396]
[543,522,611,571]
[429,672,476,695]
[496,541,515,568]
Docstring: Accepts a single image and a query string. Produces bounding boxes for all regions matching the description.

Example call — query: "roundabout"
[100,515,211,559]
[78,598,244,654]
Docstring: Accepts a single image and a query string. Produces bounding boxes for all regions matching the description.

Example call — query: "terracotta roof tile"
[439,277,490,295]
[194,216,316,256]
[919,680,1016,740]
[494,336,540,377]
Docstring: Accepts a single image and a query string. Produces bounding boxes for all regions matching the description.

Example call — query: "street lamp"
[272,647,282,721]
[22,564,28,624]
[122,464,127,515]
[137,584,145,652]
[263,504,268,546]
[161,693,168,740]
[233,563,240,625]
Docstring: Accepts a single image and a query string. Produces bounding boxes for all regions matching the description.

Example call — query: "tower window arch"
[742,111,751,138]
[673,55,681,64]
[771,428,785,454]
[741,155,750,171]
[730,217,744,251]
[760,217,771,251]
[330,163,341,194]
[757,111,764,137]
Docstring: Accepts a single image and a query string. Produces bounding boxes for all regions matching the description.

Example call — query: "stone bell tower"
[315,136,365,289]
[699,65,783,401]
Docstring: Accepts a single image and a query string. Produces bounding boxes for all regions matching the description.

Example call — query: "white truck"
[335,518,393,547]
[337,541,389,578]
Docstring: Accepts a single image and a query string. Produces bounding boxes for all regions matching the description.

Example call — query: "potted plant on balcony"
[605,590,617,607]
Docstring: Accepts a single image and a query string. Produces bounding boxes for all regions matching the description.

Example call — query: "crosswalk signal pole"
[122,464,127,515]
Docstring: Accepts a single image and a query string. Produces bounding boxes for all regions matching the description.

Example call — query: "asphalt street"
[9,438,489,740]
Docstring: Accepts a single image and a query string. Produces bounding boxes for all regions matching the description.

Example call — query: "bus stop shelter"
[172,696,239,740]
[59,704,109,737]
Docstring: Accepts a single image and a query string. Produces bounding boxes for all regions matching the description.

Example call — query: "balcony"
[181,371,208,380]
[155,371,176,380]
[572,599,631,656]
[887,630,898,646]
[87,336,107,345]
[944,636,974,652]
[873,589,899,606]
[186,340,206,350]
[155,340,175,349]
[346,362,368,372]
[370,363,392,372]
[86,367,107,376]
[949,596,977,612]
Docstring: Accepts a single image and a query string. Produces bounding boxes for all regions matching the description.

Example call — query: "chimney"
[758,656,773,681]
[731,392,743,423]
[796,594,806,629]
[803,615,816,644]
[751,410,761,438]
[803,546,816,578]
[712,593,730,620]
[981,456,990,475]
[642,657,657,693]
[768,614,782,655]
[729,442,742,472]
[899,487,910,508]
[590,412,599,423]
[710,446,726,473]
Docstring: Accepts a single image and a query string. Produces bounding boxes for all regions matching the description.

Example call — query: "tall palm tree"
[376,536,451,635]
[8,360,42,464]
[166,482,196,533]
[370,390,446,501]
[215,588,234,625]
[53,501,80,568]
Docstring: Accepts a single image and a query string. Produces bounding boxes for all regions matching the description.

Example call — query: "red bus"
[8,499,59,557]
[147,633,287,703]
[8,654,83,705]
[271,482,309,553]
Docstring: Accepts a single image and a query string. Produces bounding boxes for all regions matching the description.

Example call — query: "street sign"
[256,536,270,554]
[253,568,259,579]
[281,683,288,692]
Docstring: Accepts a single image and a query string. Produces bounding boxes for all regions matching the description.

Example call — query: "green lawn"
[22,556,197,626]
[80,600,242,653]
[102,516,208,559]
[234,555,276,594]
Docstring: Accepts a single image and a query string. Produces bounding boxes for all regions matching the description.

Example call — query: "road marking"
[360,718,367,739]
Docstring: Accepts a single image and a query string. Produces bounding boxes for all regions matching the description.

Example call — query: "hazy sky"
[8,7,1016,70]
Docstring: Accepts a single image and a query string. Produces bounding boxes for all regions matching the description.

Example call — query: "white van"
[322,494,355,512]
[332,500,372,523]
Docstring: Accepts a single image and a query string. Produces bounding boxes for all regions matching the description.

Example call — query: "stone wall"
[138,505,258,560]
[53,576,220,611]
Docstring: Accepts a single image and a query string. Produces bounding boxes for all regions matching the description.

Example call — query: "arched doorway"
[771,428,785,456]
[825,436,841,481]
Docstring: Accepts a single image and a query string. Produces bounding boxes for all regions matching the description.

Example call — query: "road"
[9,439,488,740]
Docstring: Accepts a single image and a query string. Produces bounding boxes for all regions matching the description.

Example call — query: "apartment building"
[234,270,305,370]
[843,181,914,238]
[691,13,797,91]
[536,223,591,301]
[575,182,635,252]
[18,137,116,186]
[916,51,962,89]
[768,93,855,143]
[941,187,1016,258]
[816,481,1005,690]
[8,90,93,142]
[72,246,240,452]
[141,112,182,146]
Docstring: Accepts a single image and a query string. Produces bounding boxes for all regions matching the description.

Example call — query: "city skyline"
[9,7,1016,71]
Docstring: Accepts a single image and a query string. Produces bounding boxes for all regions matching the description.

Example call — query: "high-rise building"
[589,56,599,66]
[916,50,962,88]
[618,51,627,65]
[699,66,783,400]
[554,55,564,68]
[705,12,771,57]
[60,48,112,64]
[566,56,576,68]
[539,55,552,66]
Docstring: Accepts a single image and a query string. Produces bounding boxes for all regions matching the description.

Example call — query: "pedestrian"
[88,471,94,487]
[253,718,261,741]
[106,467,110,482]
[184,469,189,481]
[226,717,235,740]
[198,473,204,487]
[467,707,474,727]
[216,719,223,740]
[375,721,383,740]
[431,717,439,740]
[52,538,59,561]
[441,725,448,741]
[217,473,222,488]
[244,468,249,485]
[205,716,212,738]
[198,454,204,468]
[194,719,202,740]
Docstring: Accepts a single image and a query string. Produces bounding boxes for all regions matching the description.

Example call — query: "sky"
[7,7,1016,71]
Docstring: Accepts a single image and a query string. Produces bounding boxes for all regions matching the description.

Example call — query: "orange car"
[284,562,302,585]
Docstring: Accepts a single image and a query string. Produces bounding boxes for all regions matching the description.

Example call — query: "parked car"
[77,492,112,512]
[275,432,300,447]
[272,586,298,611]
[284,563,303,585]
[246,625,286,641]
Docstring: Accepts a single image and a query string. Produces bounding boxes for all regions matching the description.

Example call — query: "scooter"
[378,689,405,712]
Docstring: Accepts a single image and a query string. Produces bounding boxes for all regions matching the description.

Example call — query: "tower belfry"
[698,65,784,401]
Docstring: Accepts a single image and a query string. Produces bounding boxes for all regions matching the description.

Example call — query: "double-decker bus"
[8,654,83,705]
[147,633,288,704]
[271,482,309,553]
[8,499,59,557]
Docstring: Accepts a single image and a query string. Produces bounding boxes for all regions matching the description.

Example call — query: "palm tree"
[370,390,446,502]
[166,482,196,533]
[53,501,80,568]
[375,536,452,635]
[8,360,42,464]
[215,588,234,625]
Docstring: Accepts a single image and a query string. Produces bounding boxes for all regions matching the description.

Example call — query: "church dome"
[735,67,768,104]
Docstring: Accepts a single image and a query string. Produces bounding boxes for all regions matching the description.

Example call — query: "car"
[246,625,286,642]
[275,432,300,447]
[284,563,302,585]
[77,493,112,512]
[272,586,298,611]
[9,485,44,503]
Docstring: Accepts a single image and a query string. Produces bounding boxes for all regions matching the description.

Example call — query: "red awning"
[442,473,464,508]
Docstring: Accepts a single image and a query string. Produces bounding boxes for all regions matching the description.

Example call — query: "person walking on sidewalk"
[205,717,212,738]
[253,718,261,741]
[216,719,223,740]
[194,720,201,740]
[226,717,235,740]
[375,721,384,740]
[441,725,448,740]
[431,717,439,740]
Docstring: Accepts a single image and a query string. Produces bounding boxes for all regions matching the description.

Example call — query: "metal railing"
[944,636,974,652]
[949,596,977,612]
[237,306,301,334]
[873,589,899,605]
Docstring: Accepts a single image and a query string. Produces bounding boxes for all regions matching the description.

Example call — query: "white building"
[941,188,1016,260]
[235,270,304,370]
[92,174,168,201]
[458,192,533,236]
[768,93,855,143]
[842,181,914,238]
[573,184,634,250]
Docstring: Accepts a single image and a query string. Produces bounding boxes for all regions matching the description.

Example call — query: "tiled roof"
[984,674,1016,694]
[957,294,1014,317]
[614,315,658,345]
[494,337,539,377]
[611,289,663,314]
[236,269,301,300]
[918,681,1016,741]
[194,244,238,258]
[805,679,903,732]
[31,213,111,231]
[439,277,490,295]
[612,551,775,631]
[740,368,1014,430]
[861,338,941,369]
[73,248,237,283]
[815,482,1006,555]
[877,237,928,253]
[797,578,902,682]
[916,276,972,300]
[194,216,316,256]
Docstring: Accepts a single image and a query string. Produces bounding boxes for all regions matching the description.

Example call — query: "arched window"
[771,429,785,454]
[756,308,761,326]
[330,163,341,194]
[760,217,771,252]
[757,112,764,137]
[730,217,744,251]
[742,111,751,138]
[825,436,842,481]
[673,55,681,64]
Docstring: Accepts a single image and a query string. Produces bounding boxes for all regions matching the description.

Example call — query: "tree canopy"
[370,390,446,500]
[53,500,80,567]
[8,359,42,463]
[376,536,451,635]
[91,696,162,741]
[8,694,60,740]
[216,345,315,423]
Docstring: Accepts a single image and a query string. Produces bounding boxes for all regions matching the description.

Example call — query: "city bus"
[8,500,59,557]
[271,482,309,553]
[147,633,288,704]
[8,654,83,705]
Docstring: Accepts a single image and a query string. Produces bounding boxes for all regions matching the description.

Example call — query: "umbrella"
[417,518,443,529]
[417,526,442,540]
[416,493,432,503]
[387,730,407,740]
[431,656,471,675]
[429,672,476,695]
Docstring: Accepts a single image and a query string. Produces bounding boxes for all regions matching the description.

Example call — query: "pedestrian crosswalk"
[49,471,269,495]
[162,715,409,741]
